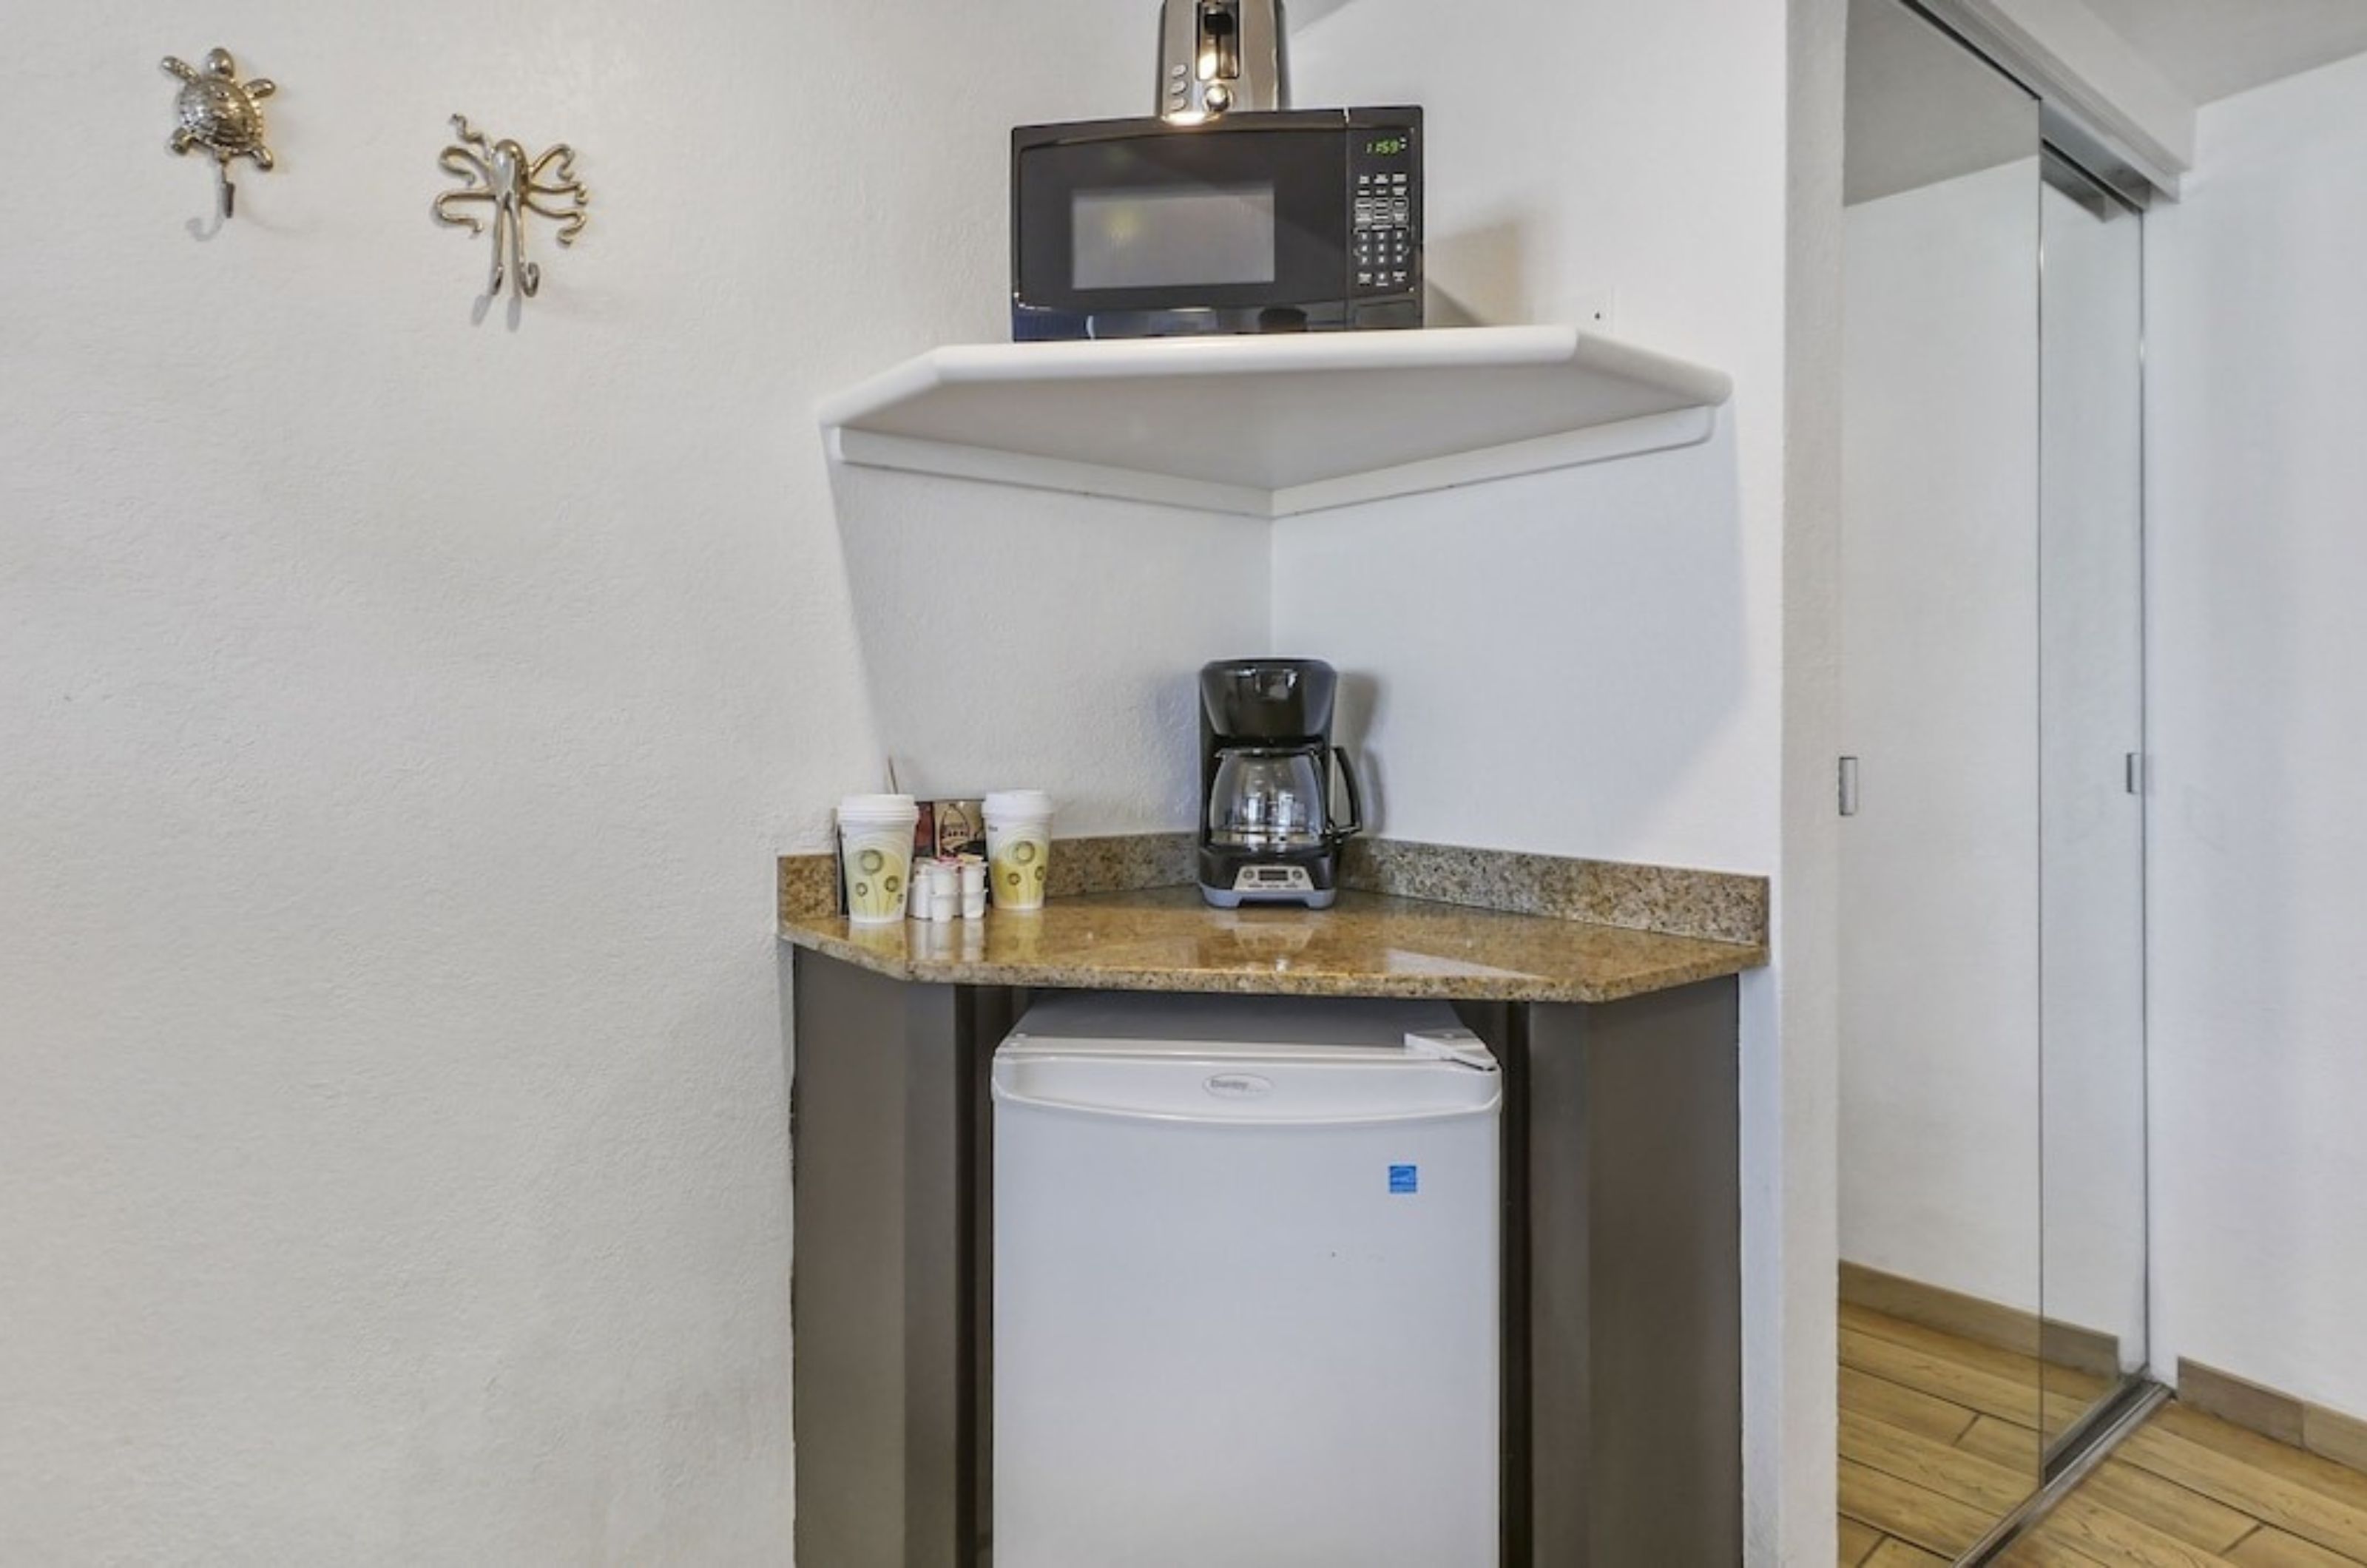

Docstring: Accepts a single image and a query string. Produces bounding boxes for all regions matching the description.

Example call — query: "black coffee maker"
[1198,658,1363,909]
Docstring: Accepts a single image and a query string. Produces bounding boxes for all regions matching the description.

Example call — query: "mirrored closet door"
[1839,0,2150,1555]
[2036,146,2149,1463]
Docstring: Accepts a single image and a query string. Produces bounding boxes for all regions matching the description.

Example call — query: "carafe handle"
[1327,746,1364,843]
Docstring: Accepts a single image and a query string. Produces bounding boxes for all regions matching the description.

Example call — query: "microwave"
[1010,108,1422,341]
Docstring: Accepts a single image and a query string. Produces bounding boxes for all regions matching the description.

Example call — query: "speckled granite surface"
[1340,839,1766,947]
[777,854,842,922]
[777,885,1761,1004]
[778,834,1767,1004]
[784,835,1766,943]
[1047,832,1197,897]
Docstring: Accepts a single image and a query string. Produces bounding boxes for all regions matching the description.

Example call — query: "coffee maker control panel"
[1233,865,1316,894]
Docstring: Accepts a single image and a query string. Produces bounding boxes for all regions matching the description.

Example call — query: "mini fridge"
[991,992,1500,1567]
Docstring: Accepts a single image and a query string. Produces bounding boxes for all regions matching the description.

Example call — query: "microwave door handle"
[1328,746,1364,842]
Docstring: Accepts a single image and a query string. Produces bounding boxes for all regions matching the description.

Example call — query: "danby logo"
[1203,1072,1274,1099]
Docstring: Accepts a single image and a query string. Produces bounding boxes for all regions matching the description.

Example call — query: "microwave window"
[1072,184,1277,290]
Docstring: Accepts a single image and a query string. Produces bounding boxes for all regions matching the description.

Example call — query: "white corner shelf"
[817,325,1733,520]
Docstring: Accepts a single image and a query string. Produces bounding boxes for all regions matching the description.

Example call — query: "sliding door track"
[1959,1379,2171,1565]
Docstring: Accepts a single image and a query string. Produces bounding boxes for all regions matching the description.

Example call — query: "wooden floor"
[1838,1302,2367,1566]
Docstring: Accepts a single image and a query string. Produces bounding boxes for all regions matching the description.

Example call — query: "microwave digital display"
[1073,184,1278,290]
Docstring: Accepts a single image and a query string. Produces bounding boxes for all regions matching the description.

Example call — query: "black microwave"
[1010,108,1423,341]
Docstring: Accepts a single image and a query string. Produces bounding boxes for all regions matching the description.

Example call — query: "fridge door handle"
[988,1082,1502,1127]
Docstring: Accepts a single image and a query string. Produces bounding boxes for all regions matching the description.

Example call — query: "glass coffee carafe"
[1208,745,1359,850]
[1209,747,1334,849]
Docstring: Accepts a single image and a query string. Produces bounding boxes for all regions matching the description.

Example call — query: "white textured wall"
[1839,161,2042,1314]
[2146,50,2367,1420]
[1283,2,1831,1559]
[1282,2,1786,876]
[0,1,1262,1560]
[1778,2,1848,1557]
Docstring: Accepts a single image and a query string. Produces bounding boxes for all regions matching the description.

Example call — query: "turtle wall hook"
[162,48,276,219]
[433,115,589,301]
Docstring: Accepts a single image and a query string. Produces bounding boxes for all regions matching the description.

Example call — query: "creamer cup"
[838,794,919,925]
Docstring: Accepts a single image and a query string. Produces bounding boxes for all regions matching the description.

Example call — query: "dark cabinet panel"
[1529,984,1742,1565]
[790,952,1738,1567]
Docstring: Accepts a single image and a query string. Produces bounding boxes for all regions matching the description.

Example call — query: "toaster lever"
[1199,1,1241,82]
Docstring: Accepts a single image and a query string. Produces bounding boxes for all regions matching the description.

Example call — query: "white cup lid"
[984,789,1053,818]
[840,792,918,817]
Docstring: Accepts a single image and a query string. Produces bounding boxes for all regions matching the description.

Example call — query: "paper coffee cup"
[838,794,919,925]
[984,790,1053,913]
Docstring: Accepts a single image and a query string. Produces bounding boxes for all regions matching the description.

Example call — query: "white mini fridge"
[992,992,1500,1568]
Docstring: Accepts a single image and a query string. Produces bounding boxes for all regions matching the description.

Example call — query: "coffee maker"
[1198,658,1363,908]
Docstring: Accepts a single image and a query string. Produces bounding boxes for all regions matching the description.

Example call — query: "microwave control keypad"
[1352,169,1413,292]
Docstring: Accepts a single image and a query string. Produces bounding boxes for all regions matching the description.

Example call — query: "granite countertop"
[777,883,1766,1005]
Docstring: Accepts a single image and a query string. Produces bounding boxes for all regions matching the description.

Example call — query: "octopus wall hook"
[161,48,276,219]
[433,115,589,300]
